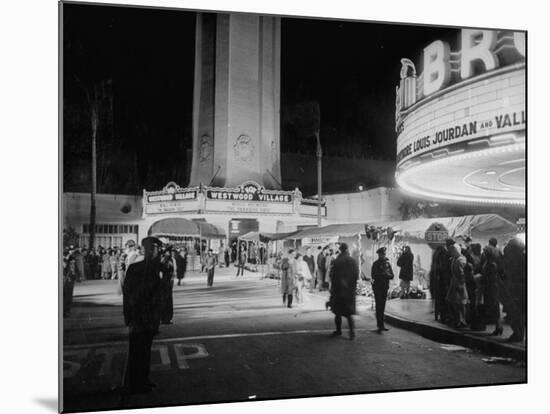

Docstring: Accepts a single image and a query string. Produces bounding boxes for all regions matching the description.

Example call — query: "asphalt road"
[62,268,526,413]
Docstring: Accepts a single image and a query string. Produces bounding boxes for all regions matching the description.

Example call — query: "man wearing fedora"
[122,236,163,394]
[371,247,395,333]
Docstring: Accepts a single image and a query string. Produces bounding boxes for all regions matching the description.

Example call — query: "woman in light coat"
[446,244,469,328]
[295,253,312,305]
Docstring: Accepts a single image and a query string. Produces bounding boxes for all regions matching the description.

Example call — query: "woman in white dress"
[295,254,312,305]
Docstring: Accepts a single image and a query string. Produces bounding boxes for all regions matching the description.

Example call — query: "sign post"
[425,222,449,250]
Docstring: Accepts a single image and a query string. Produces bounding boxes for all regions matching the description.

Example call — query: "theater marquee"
[394,29,525,205]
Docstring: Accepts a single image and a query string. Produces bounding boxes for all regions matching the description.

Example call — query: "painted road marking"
[174,343,209,369]
[63,342,210,380]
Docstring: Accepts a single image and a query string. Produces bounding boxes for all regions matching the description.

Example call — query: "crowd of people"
[62,241,188,318]
[429,236,526,342]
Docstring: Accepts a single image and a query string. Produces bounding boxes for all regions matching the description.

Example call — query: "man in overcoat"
[122,236,162,394]
[371,247,394,332]
[280,249,297,308]
[328,243,359,339]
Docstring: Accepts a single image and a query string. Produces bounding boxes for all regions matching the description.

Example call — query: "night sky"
[63,3,458,195]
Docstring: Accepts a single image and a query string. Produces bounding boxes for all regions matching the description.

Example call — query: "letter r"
[461,29,499,79]
[423,40,451,96]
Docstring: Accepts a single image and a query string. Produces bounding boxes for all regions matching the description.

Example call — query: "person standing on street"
[328,243,358,339]
[303,247,316,292]
[224,246,230,268]
[317,246,328,291]
[371,247,394,333]
[63,257,80,317]
[446,243,469,329]
[397,246,414,299]
[501,237,526,342]
[122,237,162,394]
[159,248,175,325]
[205,249,217,287]
[236,243,247,277]
[176,248,187,286]
[280,249,297,308]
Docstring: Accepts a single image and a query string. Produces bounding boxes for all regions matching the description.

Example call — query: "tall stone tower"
[188,13,282,190]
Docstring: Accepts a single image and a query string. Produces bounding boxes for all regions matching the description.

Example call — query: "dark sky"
[63,3,458,194]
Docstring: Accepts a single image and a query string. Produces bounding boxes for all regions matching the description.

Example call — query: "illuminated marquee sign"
[396,29,525,121]
[395,28,526,168]
[144,182,199,215]
[205,181,295,215]
[206,181,292,203]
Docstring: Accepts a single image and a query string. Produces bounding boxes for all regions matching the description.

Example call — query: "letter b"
[423,40,451,96]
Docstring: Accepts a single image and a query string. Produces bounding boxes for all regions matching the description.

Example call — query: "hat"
[445,238,456,247]
[489,237,498,247]
[464,236,472,243]
[339,243,349,253]
[141,236,163,250]
[125,240,136,247]
[376,247,386,255]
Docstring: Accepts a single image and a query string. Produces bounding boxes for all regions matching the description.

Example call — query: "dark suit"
[371,257,394,329]
[122,259,162,391]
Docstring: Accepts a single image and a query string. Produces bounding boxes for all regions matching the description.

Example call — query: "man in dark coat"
[328,243,359,340]
[371,247,395,333]
[159,249,175,325]
[303,247,316,291]
[122,237,162,394]
[501,238,526,342]
[317,246,328,291]
[397,246,414,299]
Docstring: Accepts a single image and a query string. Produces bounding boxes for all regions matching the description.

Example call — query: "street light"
[315,131,322,227]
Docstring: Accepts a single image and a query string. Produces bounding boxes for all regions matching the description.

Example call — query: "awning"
[238,231,300,242]
[148,218,225,239]
[286,214,517,242]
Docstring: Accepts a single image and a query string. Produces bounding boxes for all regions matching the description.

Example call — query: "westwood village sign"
[142,181,326,218]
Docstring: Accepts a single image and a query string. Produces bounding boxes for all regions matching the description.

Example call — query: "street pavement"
[62,267,526,413]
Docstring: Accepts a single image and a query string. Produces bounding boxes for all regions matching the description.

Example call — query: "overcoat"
[329,252,359,316]
[446,254,469,305]
[280,258,297,295]
[123,260,162,333]
[397,251,414,282]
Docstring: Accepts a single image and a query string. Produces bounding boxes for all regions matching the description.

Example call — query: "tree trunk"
[89,98,98,250]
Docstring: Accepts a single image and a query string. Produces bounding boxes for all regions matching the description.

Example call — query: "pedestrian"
[501,237,526,342]
[317,246,328,291]
[224,246,230,268]
[101,249,111,280]
[371,247,394,333]
[63,257,80,317]
[122,237,163,394]
[397,245,414,299]
[159,248,175,325]
[482,245,503,335]
[236,243,247,277]
[110,249,118,280]
[82,248,91,280]
[204,249,216,287]
[303,247,316,291]
[280,249,297,308]
[328,243,358,339]
[295,253,311,304]
[446,243,469,329]
[468,243,486,331]
[73,248,85,282]
[176,248,187,286]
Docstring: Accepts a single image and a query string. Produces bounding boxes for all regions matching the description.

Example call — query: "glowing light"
[396,143,525,206]
[486,170,497,175]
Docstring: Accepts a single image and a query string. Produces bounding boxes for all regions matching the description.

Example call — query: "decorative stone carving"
[233,134,255,163]
[199,134,213,164]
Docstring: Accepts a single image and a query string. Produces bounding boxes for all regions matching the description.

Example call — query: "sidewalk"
[384,298,526,361]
